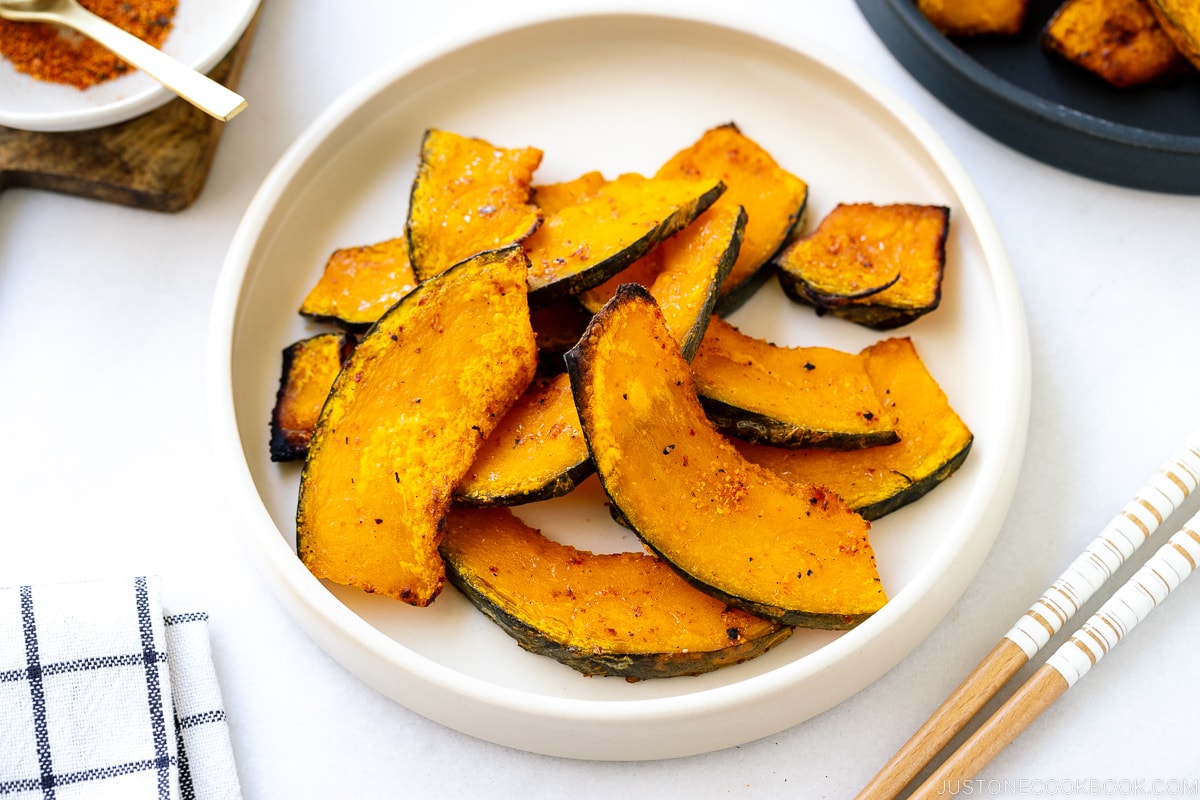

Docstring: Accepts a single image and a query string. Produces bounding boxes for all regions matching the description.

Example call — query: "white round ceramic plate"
[0,0,259,132]
[209,7,1030,761]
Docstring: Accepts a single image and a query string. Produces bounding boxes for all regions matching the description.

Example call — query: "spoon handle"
[17,0,247,121]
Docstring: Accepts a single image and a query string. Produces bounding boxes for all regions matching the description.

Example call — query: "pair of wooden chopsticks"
[856,430,1200,799]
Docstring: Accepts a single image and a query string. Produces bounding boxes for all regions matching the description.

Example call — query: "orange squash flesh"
[1147,0,1200,68]
[566,285,886,629]
[736,337,973,521]
[440,506,792,679]
[776,202,950,331]
[691,316,898,450]
[270,332,355,462]
[655,123,808,314]
[521,172,725,306]
[917,0,1029,35]
[458,208,741,507]
[1042,0,1190,87]
[454,373,591,506]
[299,237,419,330]
[578,203,746,358]
[406,129,543,281]
[296,246,538,605]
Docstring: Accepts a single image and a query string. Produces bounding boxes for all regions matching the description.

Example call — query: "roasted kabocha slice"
[1042,0,1190,87]
[440,507,792,679]
[577,203,746,358]
[454,373,590,506]
[1146,0,1200,68]
[297,246,538,606]
[566,284,887,629]
[406,129,543,281]
[917,0,1029,35]
[299,236,419,331]
[521,172,725,307]
[457,207,743,507]
[655,122,808,314]
[776,202,950,331]
[269,332,356,462]
[691,316,898,450]
[736,337,973,521]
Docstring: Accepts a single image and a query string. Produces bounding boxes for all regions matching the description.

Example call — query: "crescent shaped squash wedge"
[406,129,544,281]
[655,122,808,315]
[690,316,899,450]
[455,206,744,507]
[735,337,973,521]
[297,245,538,606]
[521,172,725,306]
[565,284,887,629]
[440,506,791,679]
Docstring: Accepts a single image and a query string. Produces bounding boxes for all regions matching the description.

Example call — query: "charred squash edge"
[566,284,885,630]
[775,205,950,331]
[269,332,356,462]
[698,396,900,451]
[439,511,793,680]
[296,244,537,606]
[525,179,726,308]
[454,209,742,508]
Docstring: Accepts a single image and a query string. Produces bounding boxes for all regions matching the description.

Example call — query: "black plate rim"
[856,0,1200,193]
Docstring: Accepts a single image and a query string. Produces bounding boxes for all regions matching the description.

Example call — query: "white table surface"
[3,1,1200,797]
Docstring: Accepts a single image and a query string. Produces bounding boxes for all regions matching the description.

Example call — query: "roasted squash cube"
[776,202,950,330]
[1043,0,1190,87]
[917,0,1029,35]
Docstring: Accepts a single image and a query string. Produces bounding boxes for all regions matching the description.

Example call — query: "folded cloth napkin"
[0,576,242,799]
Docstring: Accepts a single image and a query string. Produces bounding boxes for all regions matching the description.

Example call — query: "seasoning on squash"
[776,202,950,331]
[299,237,419,330]
[1042,0,1191,87]
[736,337,973,521]
[566,284,887,629]
[655,122,808,314]
[691,316,899,450]
[521,172,725,306]
[406,129,543,281]
[269,332,356,463]
[296,245,538,606]
[0,0,177,88]
[457,205,743,508]
[440,506,792,679]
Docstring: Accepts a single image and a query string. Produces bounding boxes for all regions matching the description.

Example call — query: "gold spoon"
[0,0,247,121]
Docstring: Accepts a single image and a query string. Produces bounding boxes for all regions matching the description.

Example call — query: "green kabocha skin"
[566,284,887,630]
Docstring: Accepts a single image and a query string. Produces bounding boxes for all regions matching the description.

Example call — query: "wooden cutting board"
[0,11,259,213]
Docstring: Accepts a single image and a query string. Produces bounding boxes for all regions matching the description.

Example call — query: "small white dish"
[208,7,1030,761]
[0,0,259,132]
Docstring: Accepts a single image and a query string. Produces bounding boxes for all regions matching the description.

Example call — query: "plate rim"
[207,3,1031,760]
[0,0,261,132]
[855,0,1200,193]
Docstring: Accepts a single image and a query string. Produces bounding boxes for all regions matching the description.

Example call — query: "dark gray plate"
[856,0,1200,194]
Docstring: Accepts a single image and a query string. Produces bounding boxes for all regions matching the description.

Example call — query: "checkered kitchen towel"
[0,576,241,799]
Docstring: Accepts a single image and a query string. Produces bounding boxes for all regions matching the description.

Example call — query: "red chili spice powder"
[0,0,178,89]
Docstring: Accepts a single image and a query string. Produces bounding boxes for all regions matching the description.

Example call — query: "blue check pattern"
[0,577,241,800]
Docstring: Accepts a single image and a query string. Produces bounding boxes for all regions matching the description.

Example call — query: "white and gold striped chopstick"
[855,430,1200,800]
[906,516,1200,797]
